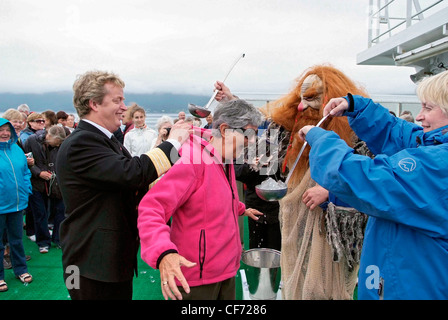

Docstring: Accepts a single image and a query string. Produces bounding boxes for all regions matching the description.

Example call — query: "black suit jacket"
[56,120,176,282]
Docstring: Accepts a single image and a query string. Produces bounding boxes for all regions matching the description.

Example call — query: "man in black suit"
[56,70,191,300]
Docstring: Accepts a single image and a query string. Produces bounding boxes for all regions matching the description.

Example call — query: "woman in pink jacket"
[138,99,263,300]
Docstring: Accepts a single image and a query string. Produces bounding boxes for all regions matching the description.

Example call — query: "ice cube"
[260,178,287,190]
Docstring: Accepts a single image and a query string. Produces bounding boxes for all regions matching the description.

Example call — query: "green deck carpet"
[1,217,356,300]
[1,219,248,300]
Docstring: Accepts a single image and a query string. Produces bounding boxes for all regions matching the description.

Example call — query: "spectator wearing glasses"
[20,113,45,145]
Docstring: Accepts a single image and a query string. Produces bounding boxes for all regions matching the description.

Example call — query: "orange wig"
[264,64,369,187]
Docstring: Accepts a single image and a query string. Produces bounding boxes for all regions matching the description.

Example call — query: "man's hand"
[214,81,235,102]
[39,171,52,181]
[168,120,193,146]
[302,185,329,210]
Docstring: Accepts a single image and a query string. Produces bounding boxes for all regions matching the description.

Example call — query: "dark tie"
[110,135,119,144]
[110,135,123,154]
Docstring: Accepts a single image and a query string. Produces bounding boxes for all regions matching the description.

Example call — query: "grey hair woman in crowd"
[24,125,66,254]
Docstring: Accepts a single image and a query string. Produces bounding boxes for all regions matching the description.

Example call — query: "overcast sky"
[0,0,418,96]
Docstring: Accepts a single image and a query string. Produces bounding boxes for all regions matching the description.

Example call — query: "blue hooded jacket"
[0,118,32,214]
[306,95,448,300]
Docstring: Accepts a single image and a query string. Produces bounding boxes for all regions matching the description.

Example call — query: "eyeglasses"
[232,127,258,139]
[30,119,45,124]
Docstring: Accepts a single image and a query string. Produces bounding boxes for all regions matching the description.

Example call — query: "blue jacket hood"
[0,117,18,147]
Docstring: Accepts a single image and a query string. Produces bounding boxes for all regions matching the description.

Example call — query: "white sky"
[0,0,418,96]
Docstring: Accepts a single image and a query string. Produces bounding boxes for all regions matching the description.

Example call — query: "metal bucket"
[241,248,281,300]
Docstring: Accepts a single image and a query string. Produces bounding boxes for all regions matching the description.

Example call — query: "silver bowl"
[255,185,288,201]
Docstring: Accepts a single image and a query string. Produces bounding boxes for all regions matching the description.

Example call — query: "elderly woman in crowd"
[24,125,66,254]
[2,109,27,150]
[66,114,77,132]
[138,99,263,300]
[0,118,33,292]
[3,109,35,245]
[152,115,174,149]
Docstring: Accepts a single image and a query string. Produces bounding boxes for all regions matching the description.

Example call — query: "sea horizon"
[0,110,193,130]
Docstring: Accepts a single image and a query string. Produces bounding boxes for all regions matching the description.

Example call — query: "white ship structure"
[357,0,448,115]
[359,0,448,81]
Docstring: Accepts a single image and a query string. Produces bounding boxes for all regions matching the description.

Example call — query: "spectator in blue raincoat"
[298,70,448,300]
[0,118,33,292]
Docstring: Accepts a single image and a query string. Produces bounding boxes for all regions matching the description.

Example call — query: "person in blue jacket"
[0,118,33,292]
[298,70,448,300]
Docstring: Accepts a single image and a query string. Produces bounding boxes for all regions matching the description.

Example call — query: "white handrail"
[368,0,445,47]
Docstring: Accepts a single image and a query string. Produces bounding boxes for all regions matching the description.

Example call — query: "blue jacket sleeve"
[318,193,351,210]
[345,95,422,156]
[23,160,32,195]
[306,127,448,239]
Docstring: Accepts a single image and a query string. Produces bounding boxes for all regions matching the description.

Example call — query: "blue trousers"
[0,211,28,280]
[28,189,65,248]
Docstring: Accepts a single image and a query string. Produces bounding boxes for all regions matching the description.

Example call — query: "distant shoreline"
[0,91,210,114]
[0,111,188,129]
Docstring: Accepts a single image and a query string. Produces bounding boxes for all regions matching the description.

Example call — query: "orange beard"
[282,105,354,188]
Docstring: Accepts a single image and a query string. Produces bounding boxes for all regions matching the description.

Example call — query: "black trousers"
[177,277,236,300]
[65,275,133,300]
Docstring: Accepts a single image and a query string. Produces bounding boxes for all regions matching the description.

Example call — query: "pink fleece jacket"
[137,132,246,287]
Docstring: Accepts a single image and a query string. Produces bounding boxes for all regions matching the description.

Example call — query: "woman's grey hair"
[156,115,174,132]
[399,110,415,123]
[47,125,67,142]
[212,99,262,137]
[17,104,30,113]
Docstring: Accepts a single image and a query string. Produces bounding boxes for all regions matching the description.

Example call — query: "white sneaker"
[28,235,36,242]
[39,247,49,254]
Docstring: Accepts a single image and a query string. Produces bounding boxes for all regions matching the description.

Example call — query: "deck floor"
[1,221,248,300]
